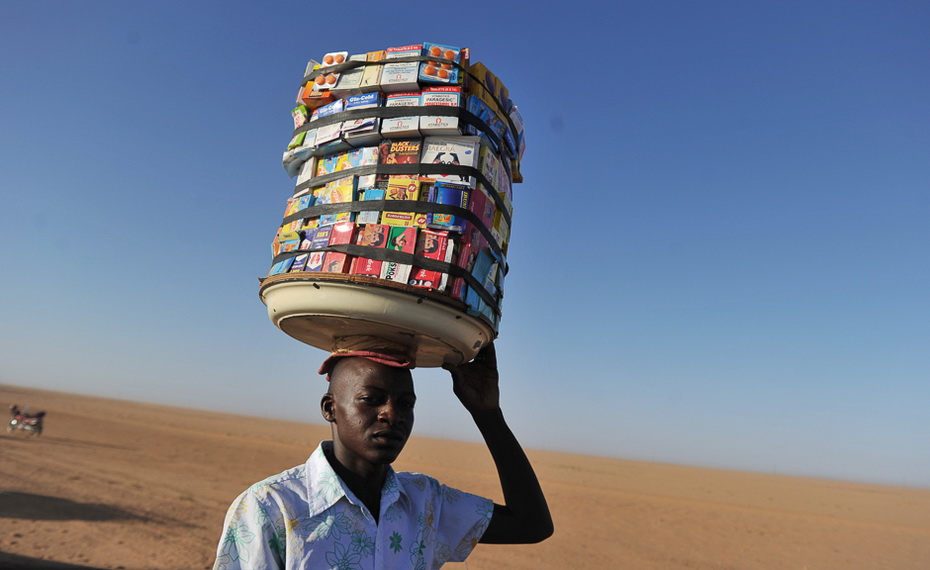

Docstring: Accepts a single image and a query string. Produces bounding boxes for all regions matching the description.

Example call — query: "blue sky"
[2,1,927,487]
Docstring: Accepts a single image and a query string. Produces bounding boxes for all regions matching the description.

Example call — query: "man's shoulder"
[245,463,307,495]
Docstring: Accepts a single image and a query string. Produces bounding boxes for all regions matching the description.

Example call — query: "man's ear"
[321,392,335,423]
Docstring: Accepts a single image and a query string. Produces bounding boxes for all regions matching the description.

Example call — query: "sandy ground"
[1,384,929,570]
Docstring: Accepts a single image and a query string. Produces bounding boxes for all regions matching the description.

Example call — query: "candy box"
[380,226,416,283]
[381,91,421,138]
[322,221,356,273]
[419,43,462,85]
[318,176,356,226]
[421,136,480,187]
[379,139,421,165]
[420,86,462,135]
[359,50,385,92]
[381,44,421,92]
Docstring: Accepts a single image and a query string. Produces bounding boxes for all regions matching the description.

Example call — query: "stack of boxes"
[268,43,525,331]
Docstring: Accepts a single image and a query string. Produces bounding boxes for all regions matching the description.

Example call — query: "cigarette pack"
[421,136,480,187]
[419,43,462,86]
[322,221,356,273]
[380,226,417,283]
[381,91,421,138]
[409,229,454,291]
[359,50,385,92]
[427,183,470,231]
[381,44,422,92]
[357,188,385,224]
[332,53,366,98]
[420,86,461,135]
[379,139,421,165]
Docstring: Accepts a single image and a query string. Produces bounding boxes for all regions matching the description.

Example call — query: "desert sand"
[1,384,928,570]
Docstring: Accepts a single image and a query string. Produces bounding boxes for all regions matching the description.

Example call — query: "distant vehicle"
[8,404,44,436]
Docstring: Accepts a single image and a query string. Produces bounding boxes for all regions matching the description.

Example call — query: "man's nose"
[378,401,402,424]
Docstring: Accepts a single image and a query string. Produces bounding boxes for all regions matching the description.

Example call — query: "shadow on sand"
[0,552,107,570]
[0,491,146,523]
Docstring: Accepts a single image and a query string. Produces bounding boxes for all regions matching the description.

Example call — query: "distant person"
[213,342,552,569]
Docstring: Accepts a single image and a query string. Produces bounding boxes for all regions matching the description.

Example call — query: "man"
[214,343,552,569]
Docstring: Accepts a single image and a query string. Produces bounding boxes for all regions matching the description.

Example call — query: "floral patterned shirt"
[214,441,494,569]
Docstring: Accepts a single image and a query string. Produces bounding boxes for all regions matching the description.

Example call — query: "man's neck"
[322,443,387,523]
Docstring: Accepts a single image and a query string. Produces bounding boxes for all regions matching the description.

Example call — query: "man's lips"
[372,430,406,443]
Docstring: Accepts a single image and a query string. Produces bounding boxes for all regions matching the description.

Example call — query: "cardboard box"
[341,92,382,147]
[381,175,427,227]
[420,86,462,135]
[332,53,366,98]
[409,229,454,290]
[380,226,417,283]
[322,221,356,273]
[296,156,317,186]
[350,223,390,276]
[289,252,309,272]
[450,241,474,301]
[421,136,480,187]
[381,44,421,92]
[381,91,420,138]
[292,105,309,129]
[357,188,385,225]
[379,139,421,165]
[427,183,470,231]
[298,82,335,110]
[318,175,356,226]
[269,257,294,276]
[359,50,385,93]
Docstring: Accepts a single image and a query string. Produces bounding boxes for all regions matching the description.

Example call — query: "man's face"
[323,358,416,474]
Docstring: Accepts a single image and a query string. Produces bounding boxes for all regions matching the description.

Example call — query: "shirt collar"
[305,441,407,518]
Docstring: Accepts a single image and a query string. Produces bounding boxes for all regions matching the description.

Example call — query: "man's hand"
[444,342,500,415]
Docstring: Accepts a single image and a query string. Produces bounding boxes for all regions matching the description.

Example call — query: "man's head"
[321,357,416,474]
